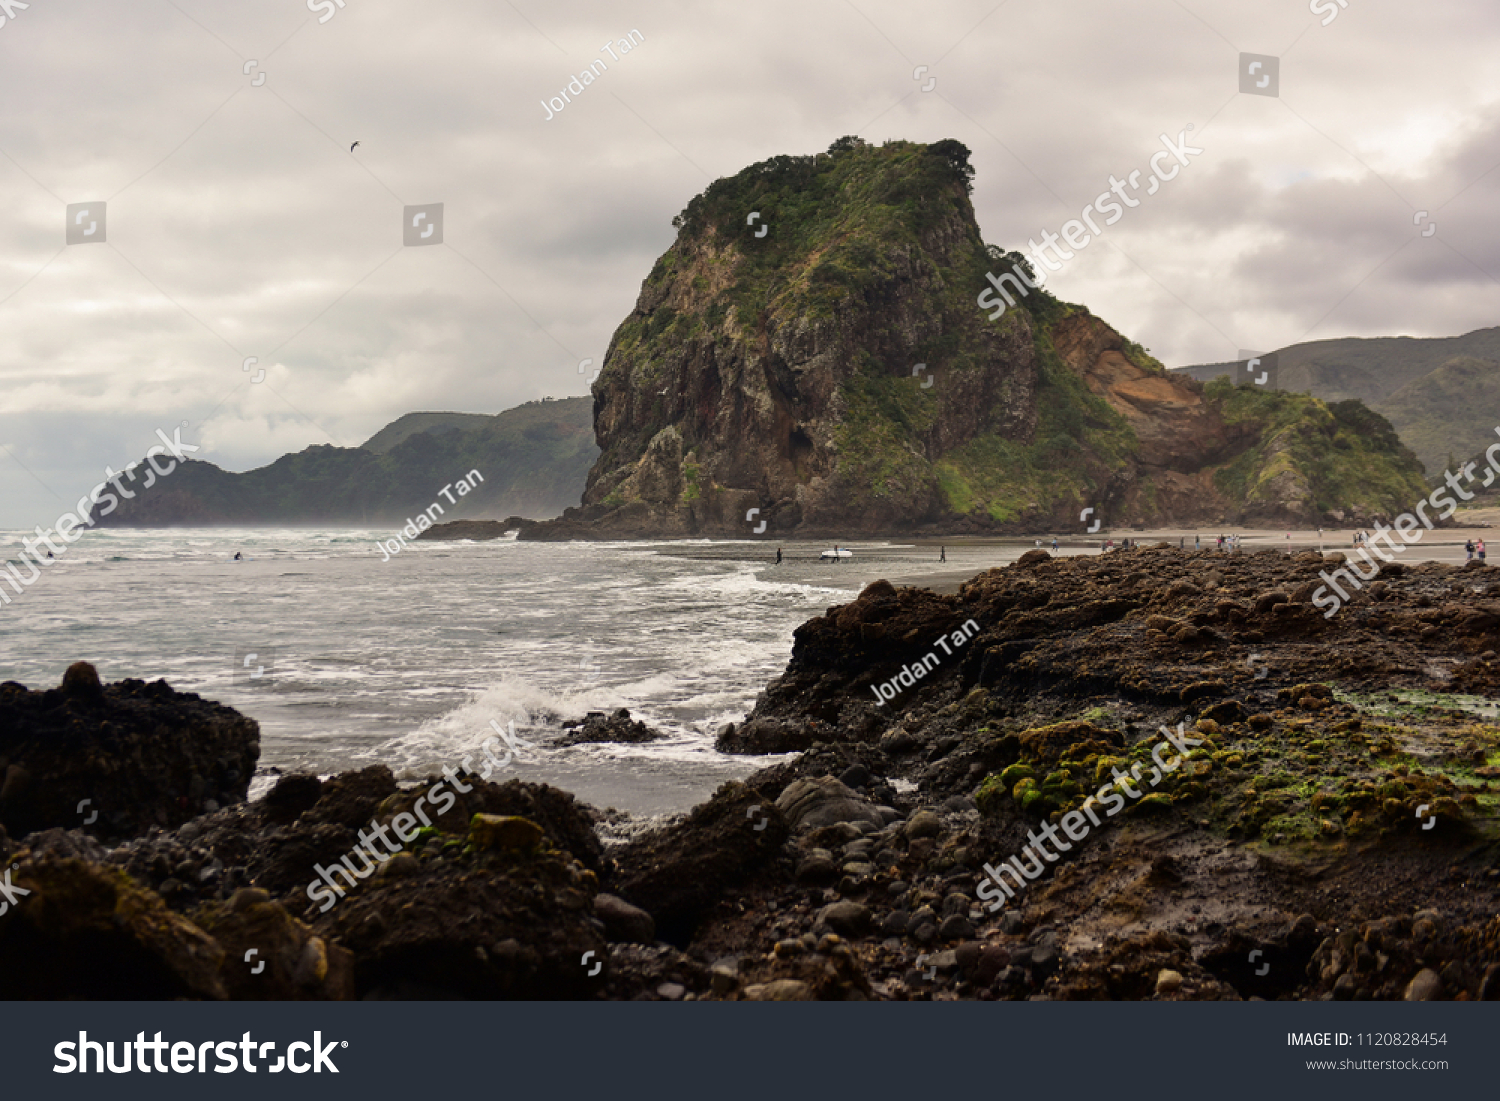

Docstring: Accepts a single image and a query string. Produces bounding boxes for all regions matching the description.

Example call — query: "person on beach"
[1194,535,1200,550]
[1466,539,1474,561]
[1480,539,1487,564]
[775,548,782,565]
[1052,537,1058,552]
[940,546,946,563]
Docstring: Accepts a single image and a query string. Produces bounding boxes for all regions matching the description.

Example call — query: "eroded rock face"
[0,665,259,841]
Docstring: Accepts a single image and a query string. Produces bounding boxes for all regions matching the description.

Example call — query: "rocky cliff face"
[526,138,1425,539]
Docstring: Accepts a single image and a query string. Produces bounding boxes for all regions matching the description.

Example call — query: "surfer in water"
[233,552,242,561]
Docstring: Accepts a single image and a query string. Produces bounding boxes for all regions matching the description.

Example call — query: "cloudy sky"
[1,0,1496,527]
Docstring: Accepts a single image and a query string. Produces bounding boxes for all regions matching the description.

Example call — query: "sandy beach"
[652,509,1500,597]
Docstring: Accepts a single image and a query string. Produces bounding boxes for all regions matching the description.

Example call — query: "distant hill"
[361,411,511,454]
[1173,328,1500,476]
[95,398,596,527]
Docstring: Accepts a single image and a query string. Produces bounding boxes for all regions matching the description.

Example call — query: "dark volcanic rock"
[0,853,227,999]
[262,772,324,823]
[415,517,538,541]
[315,817,605,999]
[0,665,259,841]
[194,889,355,1000]
[594,893,656,944]
[556,708,664,747]
[613,782,790,944]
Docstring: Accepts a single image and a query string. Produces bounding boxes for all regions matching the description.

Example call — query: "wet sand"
[655,510,1500,597]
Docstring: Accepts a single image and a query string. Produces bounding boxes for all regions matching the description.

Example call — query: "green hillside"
[362,412,508,454]
[1175,328,1500,476]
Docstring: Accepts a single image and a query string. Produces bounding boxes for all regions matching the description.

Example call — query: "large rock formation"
[0,663,259,839]
[523,137,1426,539]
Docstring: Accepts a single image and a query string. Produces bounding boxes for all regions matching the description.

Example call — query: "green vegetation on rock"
[1205,380,1429,520]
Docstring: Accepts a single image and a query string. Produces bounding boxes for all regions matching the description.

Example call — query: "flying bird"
[350,141,360,152]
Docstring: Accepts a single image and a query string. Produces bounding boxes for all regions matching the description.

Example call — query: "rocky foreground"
[2,546,1499,1000]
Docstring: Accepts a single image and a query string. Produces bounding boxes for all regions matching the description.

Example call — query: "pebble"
[939,914,974,940]
[1155,969,1183,994]
[882,911,911,936]
[743,980,814,1001]
[1403,968,1441,1001]
[795,853,839,885]
[657,983,686,1001]
[976,946,1009,984]
[710,961,739,996]
[230,887,270,912]
[905,810,942,839]
[838,764,875,790]
[814,900,871,937]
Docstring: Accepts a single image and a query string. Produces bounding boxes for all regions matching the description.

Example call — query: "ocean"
[0,527,1006,819]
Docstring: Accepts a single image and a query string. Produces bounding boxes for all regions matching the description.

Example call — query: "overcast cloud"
[2,0,1497,526]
